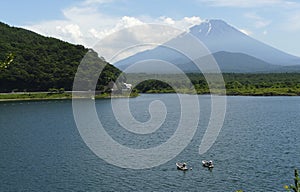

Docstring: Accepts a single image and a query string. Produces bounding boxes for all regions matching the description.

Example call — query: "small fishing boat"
[202,160,214,168]
[176,162,188,171]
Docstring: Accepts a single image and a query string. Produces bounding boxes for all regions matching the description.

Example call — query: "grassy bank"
[0,92,72,101]
[0,91,139,102]
[1,72,300,101]
[138,88,300,96]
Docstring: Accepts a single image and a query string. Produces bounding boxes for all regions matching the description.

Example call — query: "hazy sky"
[1,0,300,57]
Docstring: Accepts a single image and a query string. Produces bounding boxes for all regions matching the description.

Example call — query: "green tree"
[285,169,300,192]
[0,22,123,93]
[0,53,14,70]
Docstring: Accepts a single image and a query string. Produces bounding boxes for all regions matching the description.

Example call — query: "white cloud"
[199,0,300,34]
[86,16,146,46]
[23,0,204,62]
[56,24,84,44]
[239,28,252,36]
[244,12,271,28]
[158,16,203,30]
[263,30,268,35]
[24,2,203,46]
[83,0,114,5]
[254,20,271,28]
[117,16,144,28]
[87,16,203,62]
[161,17,176,25]
[95,24,184,63]
[199,0,295,8]
[284,12,300,31]
[183,16,203,25]
[178,16,203,29]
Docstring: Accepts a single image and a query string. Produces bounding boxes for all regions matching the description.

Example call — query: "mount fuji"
[189,19,300,66]
[115,19,300,73]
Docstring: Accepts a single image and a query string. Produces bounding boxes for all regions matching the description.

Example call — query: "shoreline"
[0,92,139,102]
[0,91,299,102]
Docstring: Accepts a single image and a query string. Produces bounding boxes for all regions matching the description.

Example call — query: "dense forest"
[126,73,300,96]
[0,22,122,93]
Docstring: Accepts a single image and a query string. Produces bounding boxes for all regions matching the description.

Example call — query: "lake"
[0,94,299,191]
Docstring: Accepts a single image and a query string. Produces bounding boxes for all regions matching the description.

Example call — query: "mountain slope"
[189,19,300,66]
[180,51,282,73]
[118,50,281,73]
[0,22,122,92]
[115,19,300,73]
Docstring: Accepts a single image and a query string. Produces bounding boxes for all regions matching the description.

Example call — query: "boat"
[176,162,188,171]
[202,160,214,168]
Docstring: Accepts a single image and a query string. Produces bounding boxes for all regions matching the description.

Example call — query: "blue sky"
[1,0,300,57]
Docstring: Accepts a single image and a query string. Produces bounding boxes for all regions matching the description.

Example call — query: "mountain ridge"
[115,19,300,73]
[189,19,300,66]
[0,21,122,92]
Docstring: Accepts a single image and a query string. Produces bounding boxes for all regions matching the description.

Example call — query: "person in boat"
[182,163,186,168]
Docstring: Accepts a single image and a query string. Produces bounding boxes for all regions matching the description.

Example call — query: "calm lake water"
[0,94,299,192]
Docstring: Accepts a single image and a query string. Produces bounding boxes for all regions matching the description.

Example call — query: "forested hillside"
[127,73,300,96]
[0,22,122,92]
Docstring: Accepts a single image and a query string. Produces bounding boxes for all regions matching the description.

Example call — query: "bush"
[285,169,300,192]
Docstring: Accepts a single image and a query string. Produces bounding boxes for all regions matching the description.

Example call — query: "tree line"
[126,73,300,96]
